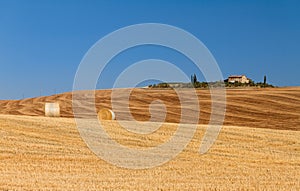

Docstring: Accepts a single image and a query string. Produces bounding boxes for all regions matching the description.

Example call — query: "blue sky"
[0,0,299,99]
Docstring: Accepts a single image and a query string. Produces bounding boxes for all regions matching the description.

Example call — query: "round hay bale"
[98,108,115,120]
[45,103,60,117]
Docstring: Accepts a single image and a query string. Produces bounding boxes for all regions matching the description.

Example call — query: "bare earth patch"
[0,87,299,130]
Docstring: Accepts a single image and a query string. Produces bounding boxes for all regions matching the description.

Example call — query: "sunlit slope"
[0,87,299,130]
[0,115,299,190]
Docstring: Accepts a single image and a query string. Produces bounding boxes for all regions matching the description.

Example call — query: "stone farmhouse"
[227,75,250,84]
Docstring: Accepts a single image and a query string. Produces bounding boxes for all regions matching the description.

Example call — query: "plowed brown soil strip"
[0,87,299,130]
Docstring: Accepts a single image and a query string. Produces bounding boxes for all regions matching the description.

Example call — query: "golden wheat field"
[0,87,300,190]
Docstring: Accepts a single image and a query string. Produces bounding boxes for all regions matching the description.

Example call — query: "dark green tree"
[191,74,198,87]
[263,75,267,87]
[193,74,197,84]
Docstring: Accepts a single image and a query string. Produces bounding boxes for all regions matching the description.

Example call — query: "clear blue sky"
[0,0,299,99]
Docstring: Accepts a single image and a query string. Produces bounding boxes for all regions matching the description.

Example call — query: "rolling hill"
[0,87,299,190]
[0,87,299,130]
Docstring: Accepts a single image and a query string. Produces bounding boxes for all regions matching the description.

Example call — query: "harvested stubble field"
[0,87,299,190]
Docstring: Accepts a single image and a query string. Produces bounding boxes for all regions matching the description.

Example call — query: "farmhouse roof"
[228,75,246,78]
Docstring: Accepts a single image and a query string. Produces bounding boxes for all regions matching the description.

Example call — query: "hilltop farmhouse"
[227,75,250,84]
[148,74,274,89]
